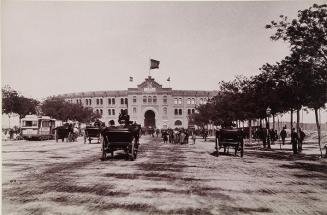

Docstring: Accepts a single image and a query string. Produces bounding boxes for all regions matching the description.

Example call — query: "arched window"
[174,109,178,115]
[163,96,167,104]
[121,98,124,105]
[187,98,191,104]
[100,109,103,115]
[178,98,182,105]
[174,98,178,104]
[112,98,115,105]
[153,96,157,104]
[125,98,128,105]
[86,99,89,105]
[96,98,99,105]
[112,109,115,115]
[191,98,195,104]
[179,109,182,115]
[175,120,182,126]
[148,96,152,103]
[96,109,99,114]
[108,109,111,115]
[108,98,111,105]
[163,107,167,115]
[100,98,103,105]
[89,99,92,105]
[143,96,147,103]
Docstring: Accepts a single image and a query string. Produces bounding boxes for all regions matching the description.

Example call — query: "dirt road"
[2,136,327,215]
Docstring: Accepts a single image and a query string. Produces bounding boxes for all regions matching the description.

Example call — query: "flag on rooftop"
[167,77,170,82]
[150,59,160,69]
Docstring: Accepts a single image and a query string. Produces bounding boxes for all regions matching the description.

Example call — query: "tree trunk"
[272,114,275,130]
[8,114,11,129]
[249,119,252,144]
[314,108,323,158]
[296,109,300,134]
[290,109,293,130]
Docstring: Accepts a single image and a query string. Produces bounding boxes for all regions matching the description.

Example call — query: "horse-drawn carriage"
[215,129,244,157]
[100,110,141,161]
[54,126,70,142]
[84,126,101,144]
[55,123,78,142]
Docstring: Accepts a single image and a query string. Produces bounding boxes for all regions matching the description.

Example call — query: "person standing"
[180,130,186,145]
[280,127,287,145]
[162,130,168,143]
[191,132,196,144]
[298,128,306,152]
[291,128,299,154]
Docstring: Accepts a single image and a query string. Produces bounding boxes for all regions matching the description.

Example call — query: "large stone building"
[59,76,217,129]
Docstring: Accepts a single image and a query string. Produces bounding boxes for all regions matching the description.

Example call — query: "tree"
[41,97,101,123]
[2,85,39,124]
[266,3,327,156]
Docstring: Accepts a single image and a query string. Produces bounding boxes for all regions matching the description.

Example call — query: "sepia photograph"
[2,1,327,214]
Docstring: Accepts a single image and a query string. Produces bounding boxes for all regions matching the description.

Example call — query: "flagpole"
[149,57,151,77]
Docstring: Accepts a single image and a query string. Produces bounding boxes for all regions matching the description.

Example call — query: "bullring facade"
[58,76,217,129]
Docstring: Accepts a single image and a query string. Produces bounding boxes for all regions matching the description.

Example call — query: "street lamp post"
[266,107,271,149]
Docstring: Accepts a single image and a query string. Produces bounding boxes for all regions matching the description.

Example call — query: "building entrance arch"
[144,110,156,128]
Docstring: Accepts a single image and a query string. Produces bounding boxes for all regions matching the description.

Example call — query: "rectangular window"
[108,109,111,115]
[108,98,111,105]
[133,96,137,103]
[112,109,115,115]
[163,96,167,104]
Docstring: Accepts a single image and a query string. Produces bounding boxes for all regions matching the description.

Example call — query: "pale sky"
[1,1,326,123]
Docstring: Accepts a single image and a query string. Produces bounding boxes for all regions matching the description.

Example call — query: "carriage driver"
[108,120,116,128]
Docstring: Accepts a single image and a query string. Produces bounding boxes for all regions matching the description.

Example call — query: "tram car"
[21,115,56,140]
[215,128,244,157]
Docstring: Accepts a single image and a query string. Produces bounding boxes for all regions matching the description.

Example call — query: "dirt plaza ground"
[2,135,327,215]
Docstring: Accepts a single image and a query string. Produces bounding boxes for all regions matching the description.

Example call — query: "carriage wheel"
[101,138,106,161]
[98,135,101,144]
[134,140,138,159]
[240,142,244,157]
[55,131,58,142]
[129,142,136,161]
